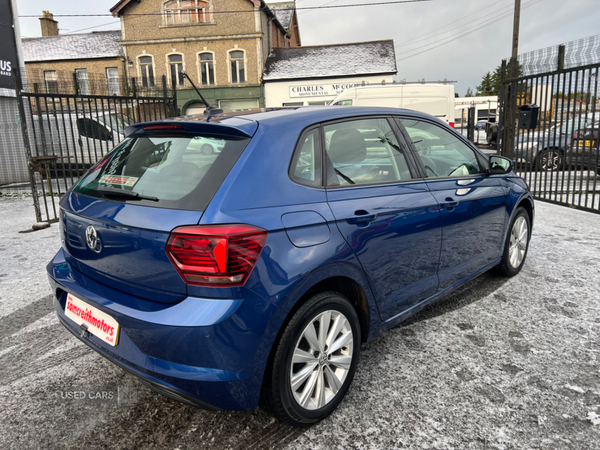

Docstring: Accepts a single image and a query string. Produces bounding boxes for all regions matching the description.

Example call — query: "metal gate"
[15,72,178,222]
[497,35,600,214]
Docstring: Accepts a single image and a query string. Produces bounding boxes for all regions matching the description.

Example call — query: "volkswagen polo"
[48,107,533,426]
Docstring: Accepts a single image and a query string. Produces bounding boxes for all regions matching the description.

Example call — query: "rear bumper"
[48,248,279,411]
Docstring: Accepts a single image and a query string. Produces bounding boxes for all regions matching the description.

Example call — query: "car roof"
[126,106,449,138]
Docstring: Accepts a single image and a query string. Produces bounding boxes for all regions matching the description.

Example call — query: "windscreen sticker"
[99,175,139,187]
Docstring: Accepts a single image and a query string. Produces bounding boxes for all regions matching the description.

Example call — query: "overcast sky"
[14,0,600,96]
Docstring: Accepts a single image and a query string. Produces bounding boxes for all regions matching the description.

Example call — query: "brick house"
[110,0,300,113]
[22,12,126,96]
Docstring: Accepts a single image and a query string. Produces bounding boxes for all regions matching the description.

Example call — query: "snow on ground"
[0,196,599,449]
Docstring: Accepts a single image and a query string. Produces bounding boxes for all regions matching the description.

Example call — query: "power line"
[67,22,120,34]
[397,0,511,47]
[396,0,545,61]
[18,0,431,18]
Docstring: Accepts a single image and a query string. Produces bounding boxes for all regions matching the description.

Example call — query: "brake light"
[449,122,455,128]
[166,224,268,286]
[143,124,183,131]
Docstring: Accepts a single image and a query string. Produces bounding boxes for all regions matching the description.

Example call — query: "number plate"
[64,293,120,346]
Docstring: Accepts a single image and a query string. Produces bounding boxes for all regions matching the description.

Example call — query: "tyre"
[260,291,361,427]
[536,148,561,171]
[495,207,531,277]
[200,144,214,155]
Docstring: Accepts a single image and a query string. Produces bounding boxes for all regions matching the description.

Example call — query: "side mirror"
[489,155,513,174]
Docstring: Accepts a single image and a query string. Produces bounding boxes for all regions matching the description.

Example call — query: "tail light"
[166,224,267,286]
[449,122,455,128]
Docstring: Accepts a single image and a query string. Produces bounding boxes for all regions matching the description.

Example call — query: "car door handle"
[346,210,377,224]
[440,198,459,210]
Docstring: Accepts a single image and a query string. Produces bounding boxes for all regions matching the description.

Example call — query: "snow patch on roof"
[22,31,123,63]
[264,40,397,81]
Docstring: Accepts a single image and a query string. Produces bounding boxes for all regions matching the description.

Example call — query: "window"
[229,50,245,84]
[324,118,412,186]
[308,101,327,106]
[139,56,155,88]
[73,134,251,211]
[399,119,483,178]
[44,70,58,94]
[75,69,89,95]
[290,129,322,187]
[332,100,352,106]
[218,99,258,111]
[282,102,303,107]
[199,52,215,85]
[164,0,211,25]
[106,67,120,96]
[168,54,184,87]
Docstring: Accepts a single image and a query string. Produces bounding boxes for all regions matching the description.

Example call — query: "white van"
[330,84,456,127]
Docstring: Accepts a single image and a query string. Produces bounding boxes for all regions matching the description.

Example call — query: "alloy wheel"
[509,216,528,269]
[540,150,560,170]
[290,310,354,410]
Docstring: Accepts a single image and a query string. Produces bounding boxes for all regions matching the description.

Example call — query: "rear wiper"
[95,186,159,202]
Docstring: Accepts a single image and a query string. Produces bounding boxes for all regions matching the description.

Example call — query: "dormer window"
[164,0,212,25]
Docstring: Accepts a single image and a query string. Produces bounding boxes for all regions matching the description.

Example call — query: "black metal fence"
[498,36,600,214]
[15,69,179,223]
[24,67,170,98]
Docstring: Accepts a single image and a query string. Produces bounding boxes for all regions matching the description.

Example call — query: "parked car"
[514,118,598,171]
[31,112,134,175]
[48,106,534,427]
[475,120,487,130]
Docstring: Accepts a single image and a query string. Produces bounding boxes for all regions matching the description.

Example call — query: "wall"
[125,38,262,87]
[119,0,275,90]
[264,75,395,107]
[120,0,257,42]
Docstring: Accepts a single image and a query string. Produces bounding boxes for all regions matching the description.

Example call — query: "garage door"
[185,103,206,115]
[218,99,259,111]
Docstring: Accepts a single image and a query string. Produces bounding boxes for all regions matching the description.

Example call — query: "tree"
[476,71,495,96]
[465,87,474,97]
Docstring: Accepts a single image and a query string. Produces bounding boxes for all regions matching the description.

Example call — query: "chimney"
[39,11,58,37]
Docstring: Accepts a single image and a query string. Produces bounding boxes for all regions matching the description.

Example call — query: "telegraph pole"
[510,0,521,78]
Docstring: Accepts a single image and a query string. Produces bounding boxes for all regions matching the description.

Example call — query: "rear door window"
[323,117,413,186]
[73,133,250,210]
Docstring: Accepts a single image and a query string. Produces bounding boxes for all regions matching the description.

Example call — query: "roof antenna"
[180,71,223,116]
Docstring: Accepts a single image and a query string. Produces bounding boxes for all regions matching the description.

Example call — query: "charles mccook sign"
[289,82,364,98]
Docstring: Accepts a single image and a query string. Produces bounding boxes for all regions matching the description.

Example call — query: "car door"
[397,117,508,291]
[324,116,442,322]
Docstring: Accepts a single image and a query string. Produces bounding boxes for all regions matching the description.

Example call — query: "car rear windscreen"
[73,133,250,211]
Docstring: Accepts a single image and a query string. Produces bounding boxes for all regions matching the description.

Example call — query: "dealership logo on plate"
[85,225,102,253]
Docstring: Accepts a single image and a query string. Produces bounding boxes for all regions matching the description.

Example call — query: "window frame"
[75,68,90,95]
[44,70,58,94]
[227,49,246,85]
[162,0,213,26]
[395,116,490,180]
[166,52,185,87]
[320,115,422,189]
[197,51,216,86]
[137,54,156,88]
[288,125,325,188]
[106,67,120,96]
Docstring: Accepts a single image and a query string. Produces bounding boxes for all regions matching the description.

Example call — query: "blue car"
[47,107,534,426]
